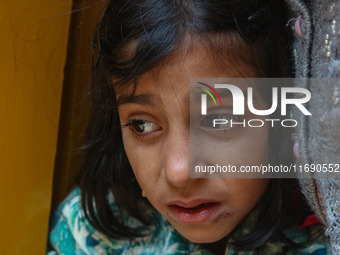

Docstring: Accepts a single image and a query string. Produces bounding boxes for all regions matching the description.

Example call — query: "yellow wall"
[0,1,72,254]
[52,0,106,211]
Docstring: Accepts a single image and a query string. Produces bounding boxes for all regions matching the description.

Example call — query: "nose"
[163,125,190,188]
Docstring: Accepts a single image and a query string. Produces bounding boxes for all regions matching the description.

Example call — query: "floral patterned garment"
[48,187,330,255]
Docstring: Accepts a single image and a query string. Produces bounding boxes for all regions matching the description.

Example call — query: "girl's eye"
[121,119,161,136]
[200,113,242,131]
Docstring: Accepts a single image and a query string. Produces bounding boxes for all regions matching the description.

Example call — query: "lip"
[168,199,222,223]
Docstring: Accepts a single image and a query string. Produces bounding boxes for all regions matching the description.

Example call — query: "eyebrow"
[117,88,254,106]
[190,88,249,103]
[117,94,161,106]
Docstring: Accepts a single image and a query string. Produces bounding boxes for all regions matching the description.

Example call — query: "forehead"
[115,41,258,102]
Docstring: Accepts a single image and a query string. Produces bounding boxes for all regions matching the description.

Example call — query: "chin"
[176,227,228,244]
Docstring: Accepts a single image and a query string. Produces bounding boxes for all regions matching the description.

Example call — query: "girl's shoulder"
[48,187,214,255]
[224,224,330,255]
[223,205,331,255]
[254,223,330,255]
[282,223,331,255]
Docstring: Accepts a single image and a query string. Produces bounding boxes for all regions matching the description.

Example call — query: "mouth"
[168,201,222,223]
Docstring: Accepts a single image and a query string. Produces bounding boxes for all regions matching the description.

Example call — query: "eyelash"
[122,113,239,138]
[121,119,161,137]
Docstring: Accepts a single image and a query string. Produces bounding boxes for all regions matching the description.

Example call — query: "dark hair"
[78,0,309,252]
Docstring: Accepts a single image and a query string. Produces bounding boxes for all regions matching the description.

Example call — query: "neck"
[201,237,229,255]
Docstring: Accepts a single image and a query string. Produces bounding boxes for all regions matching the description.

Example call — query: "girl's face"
[117,45,270,243]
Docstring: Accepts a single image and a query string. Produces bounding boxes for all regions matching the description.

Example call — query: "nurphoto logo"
[197,82,312,128]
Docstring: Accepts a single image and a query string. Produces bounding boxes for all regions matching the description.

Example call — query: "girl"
[48,0,329,254]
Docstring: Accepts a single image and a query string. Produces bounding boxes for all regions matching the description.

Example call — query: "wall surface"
[51,0,106,211]
[0,1,72,253]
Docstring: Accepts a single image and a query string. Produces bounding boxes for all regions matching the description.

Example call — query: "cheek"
[241,124,268,162]
[121,130,162,190]
[206,125,268,167]
[226,179,270,211]
[237,126,268,164]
